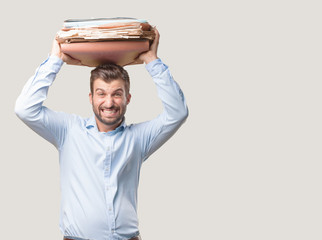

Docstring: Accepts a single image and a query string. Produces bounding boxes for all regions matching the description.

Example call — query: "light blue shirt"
[15,56,188,240]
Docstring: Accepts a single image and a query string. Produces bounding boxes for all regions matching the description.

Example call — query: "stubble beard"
[93,105,126,128]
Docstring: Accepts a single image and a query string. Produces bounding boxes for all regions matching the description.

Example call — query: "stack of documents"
[56,18,155,66]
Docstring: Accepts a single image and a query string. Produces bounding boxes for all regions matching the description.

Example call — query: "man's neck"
[95,117,123,133]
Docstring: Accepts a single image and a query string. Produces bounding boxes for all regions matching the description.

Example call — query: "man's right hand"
[51,39,83,65]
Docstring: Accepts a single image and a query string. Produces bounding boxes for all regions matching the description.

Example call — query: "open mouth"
[100,108,118,117]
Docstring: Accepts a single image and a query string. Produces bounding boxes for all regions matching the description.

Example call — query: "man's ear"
[89,92,93,105]
[127,93,132,105]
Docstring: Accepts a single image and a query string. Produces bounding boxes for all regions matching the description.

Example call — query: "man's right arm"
[15,55,68,149]
[15,40,81,149]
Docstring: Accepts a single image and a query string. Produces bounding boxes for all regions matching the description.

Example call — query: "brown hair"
[90,63,130,94]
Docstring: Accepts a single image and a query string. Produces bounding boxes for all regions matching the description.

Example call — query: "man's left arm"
[135,29,188,160]
[143,59,189,158]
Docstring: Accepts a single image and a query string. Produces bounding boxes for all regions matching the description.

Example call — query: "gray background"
[1,0,322,239]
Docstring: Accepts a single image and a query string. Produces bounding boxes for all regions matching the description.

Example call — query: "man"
[15,29,188,240]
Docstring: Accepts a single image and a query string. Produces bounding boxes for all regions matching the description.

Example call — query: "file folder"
[56,18,155,66]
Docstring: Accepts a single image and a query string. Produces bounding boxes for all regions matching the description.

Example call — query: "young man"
[15,29,188,240]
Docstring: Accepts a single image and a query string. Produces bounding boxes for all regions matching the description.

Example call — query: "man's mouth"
[101,108,118,117]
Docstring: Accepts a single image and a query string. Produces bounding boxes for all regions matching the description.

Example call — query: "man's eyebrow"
[95,88,105,92]
[114,88,124,92]
[95,88,124,93]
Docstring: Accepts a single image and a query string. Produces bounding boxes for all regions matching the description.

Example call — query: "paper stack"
[56,18,155,67]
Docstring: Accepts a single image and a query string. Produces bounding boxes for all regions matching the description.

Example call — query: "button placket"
[103,135,116,234]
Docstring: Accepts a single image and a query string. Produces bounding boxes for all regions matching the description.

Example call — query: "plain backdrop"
[1,0,322,239]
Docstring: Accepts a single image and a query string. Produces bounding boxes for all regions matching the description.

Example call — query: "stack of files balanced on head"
[56,17,156,67]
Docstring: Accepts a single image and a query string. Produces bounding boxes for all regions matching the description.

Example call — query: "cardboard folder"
[56,18,155,67]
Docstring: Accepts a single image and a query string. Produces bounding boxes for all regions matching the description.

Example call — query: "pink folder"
[61,40,150,67]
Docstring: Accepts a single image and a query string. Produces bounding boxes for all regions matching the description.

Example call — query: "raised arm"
[14,40,80,148]
[135,29,189,160]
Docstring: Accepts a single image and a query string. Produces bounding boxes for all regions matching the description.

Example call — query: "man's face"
[89,78,131,132]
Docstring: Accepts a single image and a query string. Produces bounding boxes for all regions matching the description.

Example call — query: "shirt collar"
[85,115,126,133]
[85,115,97,129]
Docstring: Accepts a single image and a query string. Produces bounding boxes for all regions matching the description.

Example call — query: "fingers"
[62,53,83,66]
[153,28,160,45]
[51,39,62,58]
[150,28,160,54]
[124,58,144,66]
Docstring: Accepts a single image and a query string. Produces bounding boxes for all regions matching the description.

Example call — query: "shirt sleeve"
[138,58,189,161]
[15,55,70,149]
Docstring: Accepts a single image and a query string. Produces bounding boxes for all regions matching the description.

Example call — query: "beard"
[92,105,126,128]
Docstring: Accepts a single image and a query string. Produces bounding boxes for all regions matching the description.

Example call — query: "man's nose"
[104,95,114,108]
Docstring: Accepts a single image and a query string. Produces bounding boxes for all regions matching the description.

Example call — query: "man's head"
[89,63,131,132]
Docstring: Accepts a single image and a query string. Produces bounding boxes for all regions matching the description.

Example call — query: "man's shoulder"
[124,118,160,133]
[57,112,89,129]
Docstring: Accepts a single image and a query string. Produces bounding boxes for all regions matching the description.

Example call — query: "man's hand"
[51,39,83,65]
[137,28,160,64]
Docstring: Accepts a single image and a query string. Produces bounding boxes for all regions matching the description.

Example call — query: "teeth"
[102,109,116,113]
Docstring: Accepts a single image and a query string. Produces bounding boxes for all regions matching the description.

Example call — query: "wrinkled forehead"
[93,78,127,92]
